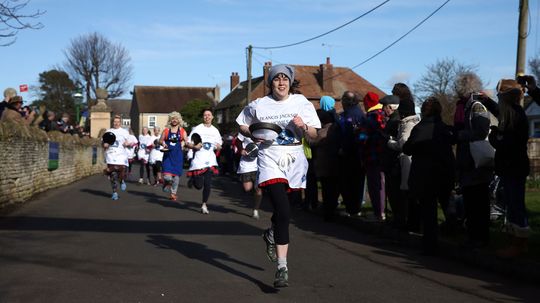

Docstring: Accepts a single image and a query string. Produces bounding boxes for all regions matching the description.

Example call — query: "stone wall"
[0,121,105,208]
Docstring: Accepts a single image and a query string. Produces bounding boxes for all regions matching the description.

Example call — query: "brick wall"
[0,121,105,208]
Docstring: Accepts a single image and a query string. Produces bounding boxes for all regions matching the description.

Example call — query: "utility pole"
[246,45,253,106]
[516,0,529,78]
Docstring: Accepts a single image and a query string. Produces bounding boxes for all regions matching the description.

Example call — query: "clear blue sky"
[1,0,537,102]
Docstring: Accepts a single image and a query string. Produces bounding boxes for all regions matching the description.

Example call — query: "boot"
[496,236,528,258]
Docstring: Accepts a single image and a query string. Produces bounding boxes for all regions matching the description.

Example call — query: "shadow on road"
[146,235,277,294]
[80,188,111,198]
[0,216,262,235]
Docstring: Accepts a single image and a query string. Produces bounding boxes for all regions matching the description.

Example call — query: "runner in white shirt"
[236,133,262,219]
[236,64,321,288]
[185,108,222,214]
[103,115,134,200]
[137,127,153,185]
[126,128,138,178]
[149,126,164,186]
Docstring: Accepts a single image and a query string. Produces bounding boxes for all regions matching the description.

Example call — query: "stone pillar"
[90,88,112,138]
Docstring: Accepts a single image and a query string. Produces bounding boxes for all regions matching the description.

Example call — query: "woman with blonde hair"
[160,111,187,201]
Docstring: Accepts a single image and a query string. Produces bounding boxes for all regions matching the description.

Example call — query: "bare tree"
[63,32,133,104]
[414,58,480,124]
[0,0,45,46]
[529,55,540,81]
[414,58,477,100]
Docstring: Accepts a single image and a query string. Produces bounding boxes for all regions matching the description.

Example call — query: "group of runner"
[102,110,223,214]
[102,64,320,288]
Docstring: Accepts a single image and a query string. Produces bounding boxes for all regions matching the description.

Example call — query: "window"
[148,116,156,128]
[532,120,540,138]
[216,111,223,124]
[122,119,131,127]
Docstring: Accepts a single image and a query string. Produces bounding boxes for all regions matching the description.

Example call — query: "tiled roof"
[106,99,131,117]
[215,77,264,110]
[216,61,385,113]
[133,85,216,113]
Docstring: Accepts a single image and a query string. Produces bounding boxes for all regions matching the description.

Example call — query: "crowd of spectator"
[0,87,89,137]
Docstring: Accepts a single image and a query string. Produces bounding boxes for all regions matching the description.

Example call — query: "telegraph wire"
[252,0,390,50]
[298,0,451,89]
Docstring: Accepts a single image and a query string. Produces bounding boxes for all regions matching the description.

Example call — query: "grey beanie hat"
[267,64,295,86]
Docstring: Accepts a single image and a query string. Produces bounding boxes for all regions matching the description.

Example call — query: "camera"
[471,93,483,101]
[517,75,527,87]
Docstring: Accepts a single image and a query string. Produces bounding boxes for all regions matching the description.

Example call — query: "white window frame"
[148,115,157,128]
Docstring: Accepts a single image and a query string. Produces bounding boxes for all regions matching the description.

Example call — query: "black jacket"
[403,115,455,196]
[488,103,530,177]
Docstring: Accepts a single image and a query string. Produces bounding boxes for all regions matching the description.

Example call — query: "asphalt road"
[0,172,538,303]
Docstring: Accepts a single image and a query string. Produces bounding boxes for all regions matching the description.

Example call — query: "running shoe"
[120,181,127,191]
[162,183,172,193]
[201,205,209,214]
[262,228,277,262]
[252,210,260,219]
[273,267,289,288]
[138,178,144,184]
[111,192,119,200]
[169,193,177,201]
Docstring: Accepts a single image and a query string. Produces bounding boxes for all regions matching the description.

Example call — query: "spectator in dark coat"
[38,111,58,132]
[489,79,530,258]
[380,95,403,227]
[388,83,421,232]
[358,92,387,220]
[403,97,455,255]
[337,91,366,216]
[308,96,341,221]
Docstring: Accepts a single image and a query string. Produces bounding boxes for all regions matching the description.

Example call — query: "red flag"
[19,84,28,92]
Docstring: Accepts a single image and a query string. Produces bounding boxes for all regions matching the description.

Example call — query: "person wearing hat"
[236,64,321,288]
[358,92,387,221]
[379,94,403,227]
[488,79,530,258]
[0,95,35,125]
[102,115,133,200]
[387,83,421,231]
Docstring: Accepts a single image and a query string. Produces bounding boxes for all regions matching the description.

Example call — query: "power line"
[351,0,450,69]
[252,0,390,50]
[298,0,451,90]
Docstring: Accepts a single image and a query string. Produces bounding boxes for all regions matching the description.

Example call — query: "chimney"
[230,72,240,91]
[263,61,272,96]
[320,57,334,94]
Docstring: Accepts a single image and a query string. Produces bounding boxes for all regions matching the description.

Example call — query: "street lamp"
[73,91,83,124]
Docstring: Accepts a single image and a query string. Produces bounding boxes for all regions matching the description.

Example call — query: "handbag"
[468,101,495,168]
[469,139,495,168]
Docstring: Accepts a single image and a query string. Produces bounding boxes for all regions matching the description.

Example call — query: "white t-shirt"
[149,134,163,164]
[236,94,321,187]
[237,133,258,174]
[126,134,138,160]
[105,127,131,166]
[137,134,153,161]
[188,123,222,170]
[236,94,321,144]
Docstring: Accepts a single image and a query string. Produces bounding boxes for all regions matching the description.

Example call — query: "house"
[214,58,386,131]
[525,98,540,137]
[106,99,132,128]
[130,85,219,135]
